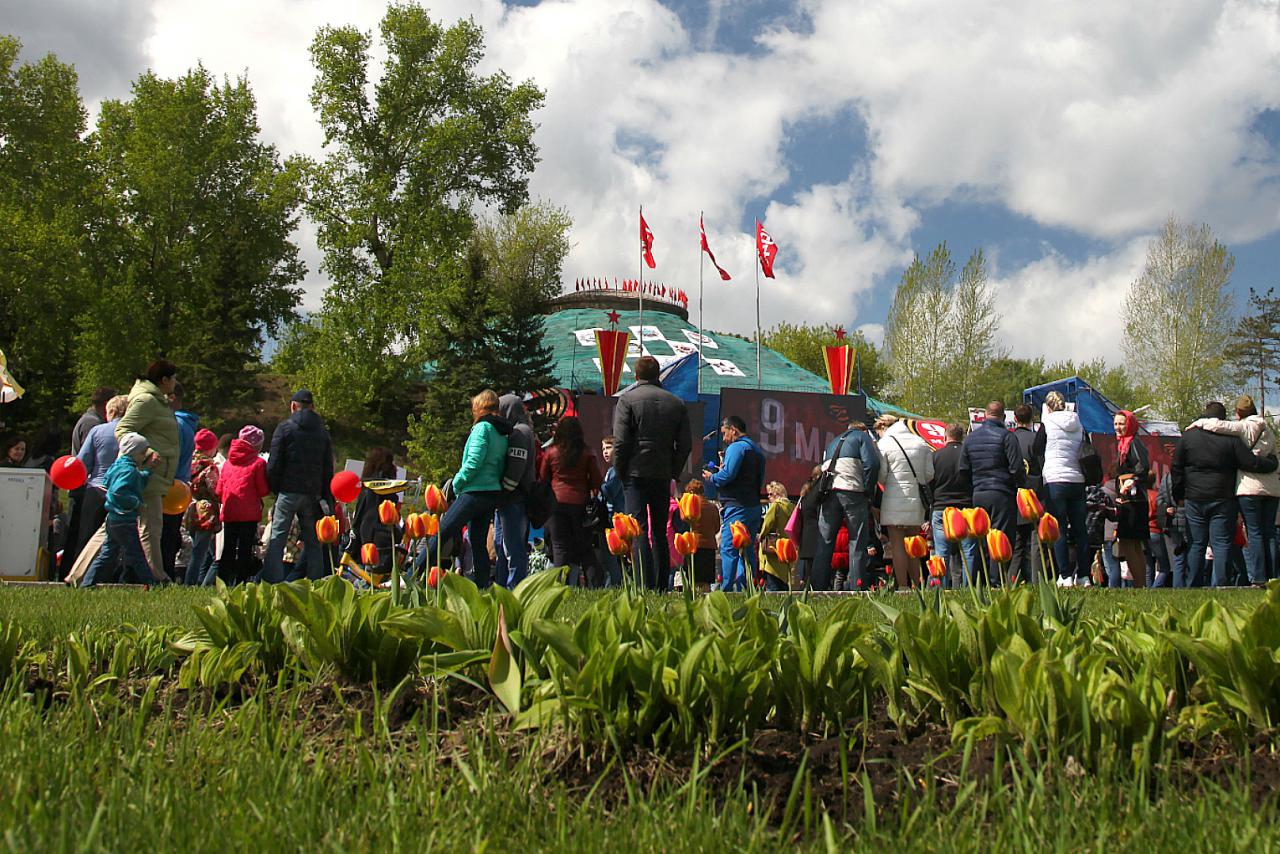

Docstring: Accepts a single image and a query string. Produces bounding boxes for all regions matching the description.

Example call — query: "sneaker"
[1056,576,1074,588]
[1075,576,1093,588]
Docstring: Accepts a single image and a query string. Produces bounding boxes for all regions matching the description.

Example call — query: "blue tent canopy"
[1022,376,1120,435]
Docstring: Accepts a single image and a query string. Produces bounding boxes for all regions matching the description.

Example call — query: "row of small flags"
[573,277,689,305]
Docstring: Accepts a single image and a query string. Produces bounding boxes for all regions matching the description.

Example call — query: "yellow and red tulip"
[963,507,991,539]
[1017,488,1044,522]
[986,529,1013,563]
[422,513,439,537]
[315,515,340,545]
[927,554,947,579]
[678,492,702,523]
[427,566,445,588]
[775,537,799,564]
[378,499,400,526]
[942,507,969,542]
[612,513,641,542]
[424,483,447,514]
[674,530,698,557]
[903,534,929,559]
[730,521,751,550]
[1037,512,1061,544]
[360,543,379,566]
[606,527,630,557]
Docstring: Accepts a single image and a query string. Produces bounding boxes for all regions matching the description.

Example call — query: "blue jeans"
[1237,495,1278,584]
[623,477,672,590]
[1147,533,1172,587]
[1168,534,1190,588]
[491,500,529,588]
[185,529,215,586]
[812,491,870,590]
[1102,540,1123,587]
[263,493,322,583]
[1184,498,1237,587]
[719,502,762,592]
[930,508,981,587]
[83,519,153,587]
[1045,482,1090,580]
[417,491,499,587]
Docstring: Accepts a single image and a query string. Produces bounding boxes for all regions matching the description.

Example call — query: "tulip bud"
[606,527,630,556]
[730,521,751,550]
[1037,512,1061,544]
[775,537,798,564]
[903,535,929,559]
[315,515,340,545]
[612,513,641,542]
[422,513,439,537]
[427,566,444,588]
[674,531,698,557]
[424,483,447,514]
[678,493,702,523]
[963,507,991,538]
[361,543,379,566]
[943,507,969,542]
[1017,488,1044,522]
[378,500,400,526]
[986,529,1013,563]
[927,554,947,578]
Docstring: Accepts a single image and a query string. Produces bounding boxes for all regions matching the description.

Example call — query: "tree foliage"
[761,322,891,398]
[298,3,545,429]
[1226,288,1280,411]
[1123,216,1236,425]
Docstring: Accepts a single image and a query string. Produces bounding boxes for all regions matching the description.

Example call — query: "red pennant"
[596,329,631,396]
[756,220,778,278]
[640,212,656,269]
[823,344,854,395]
[699,216,732,280]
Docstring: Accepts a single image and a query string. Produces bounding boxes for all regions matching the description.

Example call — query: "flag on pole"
[640,212,656,269]
[755,220,778,278]
[699,216,732,280]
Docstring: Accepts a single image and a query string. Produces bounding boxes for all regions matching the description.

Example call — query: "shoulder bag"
[816,432,854,503]
[891,436,933,517]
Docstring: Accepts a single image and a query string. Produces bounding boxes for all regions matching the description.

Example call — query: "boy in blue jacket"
[81,432,159,587]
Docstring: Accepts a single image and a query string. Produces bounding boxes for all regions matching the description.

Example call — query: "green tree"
[761,322,891,398]
[1043,358,1155,412]
[1226,287,1280,411]
[1123,216,1235,425]
[299,3,544,429]
[0,37,94,428]
[975,356,1047,411]
[80,66,304,412]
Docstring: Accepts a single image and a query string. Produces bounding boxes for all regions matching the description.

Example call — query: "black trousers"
[220,521,258,583]
[161,512,184,580]
[623,477,672,590]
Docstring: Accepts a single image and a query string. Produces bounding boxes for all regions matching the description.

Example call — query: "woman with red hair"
[1112,410,1150,587]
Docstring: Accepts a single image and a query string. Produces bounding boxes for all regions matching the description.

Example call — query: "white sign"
[682,329,718,349]
[707,358,745,377]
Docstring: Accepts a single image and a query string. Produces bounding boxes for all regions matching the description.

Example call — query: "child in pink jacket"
[215,425,269,583]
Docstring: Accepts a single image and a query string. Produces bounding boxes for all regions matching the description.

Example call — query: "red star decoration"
[834,325,847,341]
[606,310,621,326]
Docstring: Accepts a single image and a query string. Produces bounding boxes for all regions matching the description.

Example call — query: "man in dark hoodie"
[493,393,536,587]
[264,389,334,582]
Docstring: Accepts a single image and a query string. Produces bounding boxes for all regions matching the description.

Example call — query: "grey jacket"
[498,393,537,493]
[612,380,692,481]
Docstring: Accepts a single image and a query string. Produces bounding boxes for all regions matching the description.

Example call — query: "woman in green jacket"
[417,389,511,587]
[759,481,795,591]
[115,359,180,581]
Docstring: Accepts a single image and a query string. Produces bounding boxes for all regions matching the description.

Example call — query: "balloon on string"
[163,479,192,515]
[331,470,361,504]
[49,455,88,490]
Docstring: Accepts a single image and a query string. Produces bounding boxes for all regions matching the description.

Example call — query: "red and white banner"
[755,220,777,278]
[822,344,854,396]
[700,216,732,280]
[595,329,631,396]
[639,212,656,269]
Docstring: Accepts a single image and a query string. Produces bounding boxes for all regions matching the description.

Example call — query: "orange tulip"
[678,493,702,523]
[422,513,439,537]
[606,527,630,556]
[1037,512,1061,544]
[730,520,751,550]
[986,529,1013,563]
[942,507,969,542]
[674,530,698,557]
[927,554,947,579]
[425,483,447,514]
[378,499,400,526]
[427,566,445,588]
[612,513,641,541]
[315,515,340,545]
[361,543,379,566]
[1017,488,1044,522]
[775,537,799,564]
[903,534,929,559]
[963,507,991,539]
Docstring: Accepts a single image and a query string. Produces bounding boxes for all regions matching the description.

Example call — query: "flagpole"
[638,204,645,350]
[698,210,705,395]
[755,240,762,389]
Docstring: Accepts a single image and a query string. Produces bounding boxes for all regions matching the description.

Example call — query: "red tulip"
[49,455,87,490]
[612,513,641,541]
[606,527,630,557]
[927,555,947,578]
[378,499,400,526]
[360,543,379,566]
[331,470,361,504]
[964,507,991,539]
[678,493,702,523]
[903,535,929,559]
[427,566,445,588]
[315,515,340,544]
[1038,512,1061,544]
[674,530,698,557]
[424,483,447,514]
[1017,488,1044,522]
[942,507,969,542]
[775,537,799,564]
[986,529,1013,563]
[730,521,751,550]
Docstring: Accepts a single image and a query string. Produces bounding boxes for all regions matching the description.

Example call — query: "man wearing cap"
[264,389,334,582]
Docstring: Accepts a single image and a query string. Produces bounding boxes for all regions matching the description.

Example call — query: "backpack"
[1077,433,1103,486]
[524,480,556,529]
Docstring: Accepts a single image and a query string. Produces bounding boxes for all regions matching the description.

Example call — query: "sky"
[8,0,1280,366]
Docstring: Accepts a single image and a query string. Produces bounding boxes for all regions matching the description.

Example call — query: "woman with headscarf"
[1112,410,1149,587]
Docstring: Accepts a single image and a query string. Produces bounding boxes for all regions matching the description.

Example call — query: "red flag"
[640,212,656,269]
[756,220,778,278]
[699,216,732,280]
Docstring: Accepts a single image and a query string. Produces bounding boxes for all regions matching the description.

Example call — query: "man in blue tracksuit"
[812,422,881,590]
[704,415,765,591]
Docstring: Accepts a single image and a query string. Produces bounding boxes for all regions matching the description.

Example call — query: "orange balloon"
[163,479,192,515]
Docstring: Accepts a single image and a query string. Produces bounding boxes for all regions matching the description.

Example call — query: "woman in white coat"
[1035,391,1092,587]
[876,414,934,587]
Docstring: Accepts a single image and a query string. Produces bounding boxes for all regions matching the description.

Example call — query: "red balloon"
[50,455,87,490]
[331,470,361,504]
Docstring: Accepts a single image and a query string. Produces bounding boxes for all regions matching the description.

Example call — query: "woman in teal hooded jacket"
[416,389,510,587]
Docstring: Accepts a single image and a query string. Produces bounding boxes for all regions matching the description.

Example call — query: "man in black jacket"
[930,423,980,586]
[612,356,692,589]
[1172,401,1278,587]
[264,389,335,582]
[960,401,1026,583]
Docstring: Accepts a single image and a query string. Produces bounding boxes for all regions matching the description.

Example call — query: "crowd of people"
[4,352,1279,592]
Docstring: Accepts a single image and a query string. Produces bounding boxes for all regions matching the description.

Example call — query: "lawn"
[0,580,1277,851]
